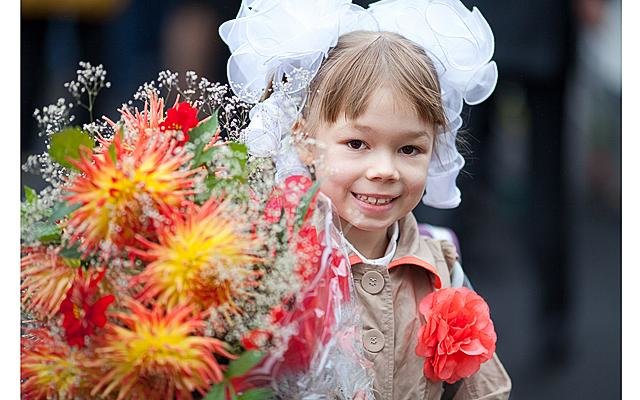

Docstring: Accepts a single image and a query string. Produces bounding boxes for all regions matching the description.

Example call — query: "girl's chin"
[339,216,394,234]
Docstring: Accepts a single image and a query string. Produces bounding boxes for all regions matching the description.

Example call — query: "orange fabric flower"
[416,287,496,384]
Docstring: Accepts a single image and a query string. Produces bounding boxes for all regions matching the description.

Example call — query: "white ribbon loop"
[220,0,498,207]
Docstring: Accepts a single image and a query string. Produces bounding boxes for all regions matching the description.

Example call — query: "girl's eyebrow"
[351,123,431,139]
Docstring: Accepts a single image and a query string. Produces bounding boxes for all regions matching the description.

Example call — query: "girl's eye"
[400,145,419,155]
[346,140,365,150]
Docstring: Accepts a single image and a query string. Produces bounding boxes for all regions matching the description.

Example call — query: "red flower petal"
[416,287,497,383]
[159,101,200,144]
[459,338,486,356]
[58,269,114,348]
[87,294,115,327]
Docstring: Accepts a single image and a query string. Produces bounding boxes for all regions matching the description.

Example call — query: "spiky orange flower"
[21,246,76,318]
[104,92,195,148]
[21,329,95,400]
[92,300,234,400]
[130,198,260,314]
[115,91,165,137]
[65,129,199,256]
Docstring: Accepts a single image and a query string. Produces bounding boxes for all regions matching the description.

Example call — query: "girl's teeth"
[355,194,392,205]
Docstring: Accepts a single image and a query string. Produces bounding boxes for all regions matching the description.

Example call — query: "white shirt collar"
[343,221,399,267]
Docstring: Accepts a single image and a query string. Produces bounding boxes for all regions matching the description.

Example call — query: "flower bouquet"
[20,63,373,400]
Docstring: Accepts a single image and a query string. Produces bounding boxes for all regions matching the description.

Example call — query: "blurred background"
[21,0,621,398]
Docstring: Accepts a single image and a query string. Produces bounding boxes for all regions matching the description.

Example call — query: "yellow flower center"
[72,304,85,320]
[125,326,202,373]
[22,350,84,398]
[139,204,258,311]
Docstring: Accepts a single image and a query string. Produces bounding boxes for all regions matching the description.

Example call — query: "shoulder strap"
[417,223,461,258]
[417,223,474,290]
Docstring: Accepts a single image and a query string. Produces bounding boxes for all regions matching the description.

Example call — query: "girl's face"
[312,87,434,240]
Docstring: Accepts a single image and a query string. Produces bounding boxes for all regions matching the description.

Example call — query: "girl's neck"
[342,221,393,260]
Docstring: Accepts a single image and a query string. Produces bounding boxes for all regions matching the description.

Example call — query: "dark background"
[21,0,621,398]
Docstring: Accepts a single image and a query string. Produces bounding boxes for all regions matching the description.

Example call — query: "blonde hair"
[301,30,447,135]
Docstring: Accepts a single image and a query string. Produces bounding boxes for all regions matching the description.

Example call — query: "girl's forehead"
[306,84,440,139]
[350,122,432,139]
[365,85,414,111]
[347,89,434,134]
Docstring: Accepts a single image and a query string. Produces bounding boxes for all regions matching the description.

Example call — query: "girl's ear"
[291,118,315,166]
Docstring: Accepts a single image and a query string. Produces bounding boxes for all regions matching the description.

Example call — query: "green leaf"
[194,142,249,203]
[228,142,248,163]
[108,141,117,163]
[189,116,219,168]
[62,258,82,268]
[227,142,248,158]
[189,115,218,143]
[237,388,273,400]
[32,221,61,244]
[59,243,82,259]
[23,186,37,203]
[221,143,248,183]
[294,181,320,231]
[204,382,226,400]
[49,127,94,170]
[49,201,81,223]
[191,146,216,167]
[225,350,265,379]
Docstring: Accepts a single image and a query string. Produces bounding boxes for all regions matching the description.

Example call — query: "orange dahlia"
[20,246,76,319]
[92,300,233,400]
[21,329,95,399]
[64,128,199,257]
[130,198,260,314]
[116,91,165,137]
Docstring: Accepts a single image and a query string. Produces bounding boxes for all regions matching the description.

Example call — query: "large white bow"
[219,0,498,208]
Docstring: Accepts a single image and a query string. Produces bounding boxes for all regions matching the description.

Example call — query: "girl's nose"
[365,153,400,181]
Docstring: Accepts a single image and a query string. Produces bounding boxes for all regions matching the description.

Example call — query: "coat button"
[361,270,384,294]
[363,328,385,353]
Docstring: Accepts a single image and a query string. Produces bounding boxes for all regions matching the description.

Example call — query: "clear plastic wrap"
[231,186,375,400]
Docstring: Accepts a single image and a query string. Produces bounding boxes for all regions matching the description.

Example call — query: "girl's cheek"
[315,150,351,176]
[403,165,429,194]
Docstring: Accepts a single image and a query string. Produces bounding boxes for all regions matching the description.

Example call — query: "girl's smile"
[351,192,398,211]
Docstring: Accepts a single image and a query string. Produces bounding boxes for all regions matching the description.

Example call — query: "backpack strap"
[417,223,474,290]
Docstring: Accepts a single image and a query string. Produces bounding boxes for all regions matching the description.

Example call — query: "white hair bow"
[219,0,498,209]
[219,0,377,104]
[242,91,310,183]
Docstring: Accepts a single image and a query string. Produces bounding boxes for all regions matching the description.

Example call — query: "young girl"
[221,1,512,398]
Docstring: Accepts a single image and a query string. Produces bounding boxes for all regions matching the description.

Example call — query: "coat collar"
[347,213,444,289]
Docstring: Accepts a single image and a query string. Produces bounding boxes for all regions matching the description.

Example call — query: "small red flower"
[159,101,199,144]
[240,329,272,351]
[264,174,316,229]
[59,268,115,348]
[294,225,322,284]
[416,287,497,384]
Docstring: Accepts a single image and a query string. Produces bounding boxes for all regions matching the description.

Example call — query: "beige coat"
[347,213,512,400]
